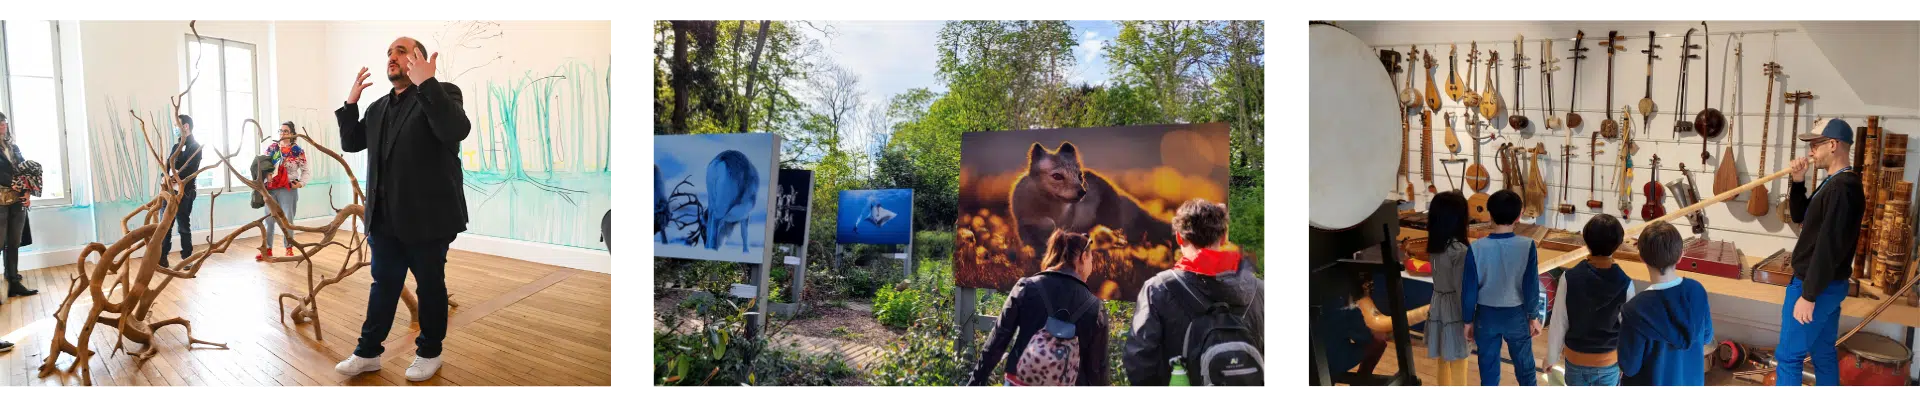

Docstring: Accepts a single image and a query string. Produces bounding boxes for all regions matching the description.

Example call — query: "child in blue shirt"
[1618,221,1714,386]
[1462,190,1541,386]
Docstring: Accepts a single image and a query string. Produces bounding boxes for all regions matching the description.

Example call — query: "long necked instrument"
[1617,105,1638,219]
[1400,46,1423,109]
[1542,165,1799,271]
[1639,31,1661,134]
[1673,163,1709,234]
[1673,27,1701,136]
[1401,110,1414,201]
[1482,50,1504,120]
[1544,39,1562,130]
[1712,40,1741,195]
[1749,60,1780,216]
[1463,112,1488,191]
[1779,90,1815,222]
[1642,155,1668,220]
[1526,143,1549,218]
[1559,140,1576,214]
[1425,49,1442,111]
[1566,31,1589,129]
[1447,43,1465,102]
[1696,23,1728,164]
[1509,36,1529,130]
[1599,31,1625,139]
[1464,42,1482,109]
[1422,110,1436,194]
[1588,131,1605,209]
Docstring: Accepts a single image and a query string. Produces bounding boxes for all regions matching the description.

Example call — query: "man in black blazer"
[331,37,470,382]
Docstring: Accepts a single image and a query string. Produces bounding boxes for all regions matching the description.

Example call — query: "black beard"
[388,72,405,82]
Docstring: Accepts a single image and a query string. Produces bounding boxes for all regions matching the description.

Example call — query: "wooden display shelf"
[1398,228,1920,328]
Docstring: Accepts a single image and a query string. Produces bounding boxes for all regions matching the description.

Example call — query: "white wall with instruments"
[1344,21,1920,380]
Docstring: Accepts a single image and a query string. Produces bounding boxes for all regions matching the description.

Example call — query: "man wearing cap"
[1775,118,1865,386]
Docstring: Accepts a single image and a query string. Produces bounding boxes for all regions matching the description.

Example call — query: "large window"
[181,35,258,192]
[0,20,71,204]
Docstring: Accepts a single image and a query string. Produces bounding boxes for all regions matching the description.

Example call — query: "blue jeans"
[1775,278,1848,386]
[1474,305,1537,386]
[1564,362,1621,386]
[262,188,299,248]
[352,231,454,359]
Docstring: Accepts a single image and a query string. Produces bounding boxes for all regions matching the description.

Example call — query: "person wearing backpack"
[1124,199,1264,386]
[969,230,1111,386]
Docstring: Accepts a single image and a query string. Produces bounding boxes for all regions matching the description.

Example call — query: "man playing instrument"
[1776,118,1865,386]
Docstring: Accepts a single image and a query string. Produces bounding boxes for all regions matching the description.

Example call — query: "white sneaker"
[335,354,382,376]
[405,356,442,382]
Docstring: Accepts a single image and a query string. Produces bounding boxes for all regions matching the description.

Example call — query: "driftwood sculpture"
[38,21,452,386]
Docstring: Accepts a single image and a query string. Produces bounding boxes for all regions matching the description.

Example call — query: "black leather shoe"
[8,281,36,297]
[0,340,14,352]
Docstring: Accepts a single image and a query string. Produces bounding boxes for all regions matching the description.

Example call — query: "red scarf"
[1174,248,1243,276]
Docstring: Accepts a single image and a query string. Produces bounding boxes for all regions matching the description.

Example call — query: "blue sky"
[804,20,1121,113]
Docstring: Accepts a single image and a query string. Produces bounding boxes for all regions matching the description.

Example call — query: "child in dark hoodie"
[1545,214,1635,386]
[1618,221,1714,386]
[1124,199,1264,386]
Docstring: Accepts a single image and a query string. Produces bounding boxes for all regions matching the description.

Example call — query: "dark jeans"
[161,190,196,259]
[0,204,25,282]
[1474,305,1538,386]
[353,231,454,359]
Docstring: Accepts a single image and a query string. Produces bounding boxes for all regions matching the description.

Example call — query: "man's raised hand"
[347,67,374,105]
[406,51,438,85]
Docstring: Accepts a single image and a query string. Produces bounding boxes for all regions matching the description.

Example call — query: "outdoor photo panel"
[775,169,815,245]
[837,189,914,245]
[654,133,780,263]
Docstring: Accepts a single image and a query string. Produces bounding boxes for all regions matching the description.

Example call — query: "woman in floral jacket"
[258,121,310,261]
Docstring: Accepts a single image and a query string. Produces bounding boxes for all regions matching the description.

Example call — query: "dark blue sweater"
[1619,278,1714,386]
[1563,261,1633,353]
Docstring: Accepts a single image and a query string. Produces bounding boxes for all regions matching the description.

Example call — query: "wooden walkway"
[0,231,611,386]
[772,332,886,369]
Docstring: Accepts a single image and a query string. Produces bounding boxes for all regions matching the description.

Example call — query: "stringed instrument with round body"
[1599,31,1626,139]
[1445,109,1462,154]
[1446,43,1465,102]
[1566,31,1589,129]
[1465,113,1490,192]
[1462,43,1482,108]
[1639,31,1661,135]
[1748,60,1781,216]
[1694,22,1727,144]
[1642,155,1669,220]
[1424,49,1442,112]
[1508,36,1530,130]
[1481,50,1503,120]
[1398,46,1422,109]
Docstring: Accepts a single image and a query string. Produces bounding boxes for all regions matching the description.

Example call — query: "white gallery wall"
[8,20,610,274]
[1342,21,1920,378]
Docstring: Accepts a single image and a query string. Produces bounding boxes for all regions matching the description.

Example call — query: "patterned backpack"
[1012,275,1102,386]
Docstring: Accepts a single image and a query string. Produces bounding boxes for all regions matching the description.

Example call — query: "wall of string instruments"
[1349,20,1920,383]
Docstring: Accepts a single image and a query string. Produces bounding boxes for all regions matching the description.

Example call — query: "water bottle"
[1168,357,1191,386]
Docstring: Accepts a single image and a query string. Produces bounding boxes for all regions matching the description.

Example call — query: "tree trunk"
[728,21,746,129]
[737,21,773,133]
[669,21,694,134]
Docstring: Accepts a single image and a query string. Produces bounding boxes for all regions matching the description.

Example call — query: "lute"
[1566,31,1588,129]
[1543,38,1562,130]
[1673,27,1700,136]
[1445,102,1462,153]
[1509,36,1529,130]
[1482,49,1503,120]
[1424,49,1441,111]
[1463,42,1482,108]
[1466,129,1491,223]
[1748,60,1781,216]
[1599,31,1626,139]
[1639,31,1661,134]
[1694,22,1727,144]
[1446,43,1465,102]
[1778,90,1814,222]
[1461,112,1486,190]
[1711,39,1741,195]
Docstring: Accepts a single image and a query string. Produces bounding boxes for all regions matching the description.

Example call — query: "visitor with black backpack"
[969,230,1110,386]
[1124,199,1264,386]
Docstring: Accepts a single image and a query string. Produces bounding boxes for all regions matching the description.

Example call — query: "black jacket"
[336,78,472,243]
[1123,257,1264,386]
[970,269,1111,386]
[0,142,34,247]
[168,135,202,188]
[1787,170,1865,302]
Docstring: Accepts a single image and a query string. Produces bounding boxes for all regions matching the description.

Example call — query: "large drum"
[1308,23,1399,231]
[1839,332,1911,386]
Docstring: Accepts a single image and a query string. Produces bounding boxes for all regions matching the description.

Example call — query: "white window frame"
[180,34,260,194]
[0,20,74,207]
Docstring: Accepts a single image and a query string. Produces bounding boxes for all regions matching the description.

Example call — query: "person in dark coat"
[1123,199,1264,385]
[1776,118,1865,386]
[970,230,1110,386]
[159,114,201,267]
[0,112,37,305]
[330,36,471,383]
